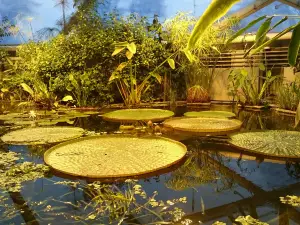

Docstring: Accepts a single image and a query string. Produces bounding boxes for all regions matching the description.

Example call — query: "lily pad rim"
[184,110,236,118]
[163,117,242,133]
[228,130,300,159]
[0,126,85,145]
[102,108,175,122]
[44,135,187,179]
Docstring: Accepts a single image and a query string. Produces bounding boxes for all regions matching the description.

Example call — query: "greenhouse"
[0,0,300,224]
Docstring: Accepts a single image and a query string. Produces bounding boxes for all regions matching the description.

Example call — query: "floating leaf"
[44,136,186,178]
[229,130,300,158]
[103,109,174,122]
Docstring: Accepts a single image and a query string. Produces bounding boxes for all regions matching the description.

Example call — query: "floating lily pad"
[1,127,85,145]
[229,131,300,158]
[163,117,242,135]
[102,109,174,122]
[44,135,187,178]
[184,111,236,118]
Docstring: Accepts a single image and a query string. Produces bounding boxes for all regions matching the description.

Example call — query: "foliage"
[53,179,186,224]
[165,153,218,190]
[110,41,164,106]
[228,64,279,105]
[235,215,268,225]
[0,151,50,192]
[163,12,236,101]
[276,81,300,111]
[280,195,300,207]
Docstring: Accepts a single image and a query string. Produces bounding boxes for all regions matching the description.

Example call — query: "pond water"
[1,105,300,225]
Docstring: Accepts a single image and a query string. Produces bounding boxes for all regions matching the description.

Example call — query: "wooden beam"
[229,0,275,20]
[278,0,300,9]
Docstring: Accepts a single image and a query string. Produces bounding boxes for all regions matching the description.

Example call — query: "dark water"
[1,105,300,225]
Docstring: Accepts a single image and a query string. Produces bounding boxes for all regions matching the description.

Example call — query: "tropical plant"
[228,64,279,106]
[163,12,236,103]
[276,81,300,111]
[186,85,210,103]
[109,41,171,107]
[19,79,61,109]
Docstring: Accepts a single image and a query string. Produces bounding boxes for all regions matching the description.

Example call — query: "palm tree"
[54,0,70,34]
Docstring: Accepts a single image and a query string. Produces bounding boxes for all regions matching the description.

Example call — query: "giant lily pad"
[184,111,236,118]
[1,127,85,145]
[44,135,187,178]
[229,130,300,158]
[163,117,242,135]
[102,109,174,122]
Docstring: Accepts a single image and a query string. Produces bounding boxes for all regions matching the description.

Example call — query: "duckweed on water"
[0,151,50,192]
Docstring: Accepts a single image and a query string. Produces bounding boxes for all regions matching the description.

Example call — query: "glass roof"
[0,0,299,44]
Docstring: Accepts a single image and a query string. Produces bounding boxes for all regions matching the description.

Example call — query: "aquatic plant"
[276,81,300,111]
[44,135,187,178]
[184,111,236,118]
[1,162,50,192]
[164,117,242,135]
[102,109,174,122]
[186,85,210,103]
[229,130,300,158]
[165,153,218,191]
[1,126,85,145]
[50,179,186,224]
[235,215,268,225]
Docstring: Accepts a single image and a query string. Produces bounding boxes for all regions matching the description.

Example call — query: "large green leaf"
[255,17,273,47]
[20,83,34,97]
[295,102,300,128]
[167,58,175,69]
[288,24,300,66]
[227,16,267,44]
[187,0,240,50]
[112,47,125,56]
[249,22,300,57]
[127,42,136,54]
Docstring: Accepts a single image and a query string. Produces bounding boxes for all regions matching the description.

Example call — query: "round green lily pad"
[44,135,187,178]
[184,111,236,118]
[102,109,174,122]
[1,127,85,145]
[229,130,300,158]
[163,117,242,135]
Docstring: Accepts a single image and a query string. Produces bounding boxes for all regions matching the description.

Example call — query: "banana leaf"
[289,24,300,66]
[187,0,240,50]
[227,16,267,44]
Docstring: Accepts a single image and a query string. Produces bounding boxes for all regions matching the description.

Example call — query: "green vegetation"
[228,64,278,106]
[276,81,300,111]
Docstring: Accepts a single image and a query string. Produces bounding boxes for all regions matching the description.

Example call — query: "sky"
[0,0,299,44]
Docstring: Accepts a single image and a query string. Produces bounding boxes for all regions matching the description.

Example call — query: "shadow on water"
[1,105,300,224]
